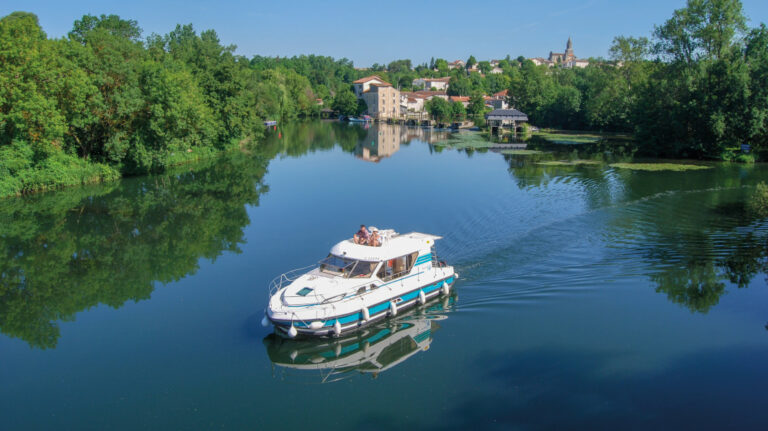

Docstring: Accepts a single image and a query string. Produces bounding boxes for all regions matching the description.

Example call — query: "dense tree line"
[511,0,768,160]
[0,12,317,197]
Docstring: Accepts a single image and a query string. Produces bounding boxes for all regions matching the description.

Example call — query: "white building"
[564,59,590,68]
[530,57,554,67]
[412,77,451,91]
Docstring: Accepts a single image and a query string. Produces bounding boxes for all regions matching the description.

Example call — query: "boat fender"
[309,321,324,330]
[442,280,452,295]
[287,324,298,338]
[261,315,270,327]
[418,290,426,305]
[333,320,342,337]
[362,307,370,322]
[389,301,398,317]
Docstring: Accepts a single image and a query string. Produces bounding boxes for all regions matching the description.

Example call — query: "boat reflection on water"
[263,295,455,383]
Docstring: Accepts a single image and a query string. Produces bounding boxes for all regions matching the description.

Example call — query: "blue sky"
[3,0,767,66]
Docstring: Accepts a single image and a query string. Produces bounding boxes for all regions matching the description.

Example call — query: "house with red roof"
[449,96,470,107]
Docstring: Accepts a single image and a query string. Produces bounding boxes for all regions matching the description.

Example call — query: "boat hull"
[267,275,455,338]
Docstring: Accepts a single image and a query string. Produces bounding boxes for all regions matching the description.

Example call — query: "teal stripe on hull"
[272,276,455,330]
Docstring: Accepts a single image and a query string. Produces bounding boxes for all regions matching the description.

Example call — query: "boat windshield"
[320,255,378,278]
[319,255,356,276]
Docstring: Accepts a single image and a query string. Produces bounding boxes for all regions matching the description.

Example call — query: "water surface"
[2,122,768,430]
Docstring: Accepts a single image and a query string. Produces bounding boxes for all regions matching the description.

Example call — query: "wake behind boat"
[262,229,457,338]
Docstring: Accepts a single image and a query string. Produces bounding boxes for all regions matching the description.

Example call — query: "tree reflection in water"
[651,227,768,314]
[0,153,270,349]
[502,148,768,315]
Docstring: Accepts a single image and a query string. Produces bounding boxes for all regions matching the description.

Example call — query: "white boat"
[262,229,457,338]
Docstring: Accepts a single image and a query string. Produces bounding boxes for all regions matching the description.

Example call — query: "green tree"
[609,36,651,63]
[332,87,359,116]
[434,58,449,75]
[425,97,452,122]
[387,59,412,74]
[466,55,477,71]
[69,14,142,44]
[468,92,486,117]
[447,73,472,96]
[451,101,466,121]
[635,0,752,158]
[745,24,768,150]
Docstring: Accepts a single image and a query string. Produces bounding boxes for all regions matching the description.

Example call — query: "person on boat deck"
[354,225,370,244]
[368,228,381,247]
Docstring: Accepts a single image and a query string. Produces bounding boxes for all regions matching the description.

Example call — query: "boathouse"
[485,109,529,135]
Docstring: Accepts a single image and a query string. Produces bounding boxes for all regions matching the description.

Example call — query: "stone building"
[549,37,576,64]
[354,75,401,120]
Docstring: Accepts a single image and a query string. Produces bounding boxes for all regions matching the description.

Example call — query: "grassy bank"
[0,152,120,198]
[0,139,246,199]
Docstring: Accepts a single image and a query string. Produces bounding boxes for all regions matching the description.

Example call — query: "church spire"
[567,36,573,50]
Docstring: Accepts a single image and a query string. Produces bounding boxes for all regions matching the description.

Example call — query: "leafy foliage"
[0,12,321,197]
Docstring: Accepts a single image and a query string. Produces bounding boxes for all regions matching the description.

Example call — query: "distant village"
[347,38,591,121]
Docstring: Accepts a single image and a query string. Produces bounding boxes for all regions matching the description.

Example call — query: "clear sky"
[2,0,767,66]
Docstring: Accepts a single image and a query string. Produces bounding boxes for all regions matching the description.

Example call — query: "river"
[2,121,767,430]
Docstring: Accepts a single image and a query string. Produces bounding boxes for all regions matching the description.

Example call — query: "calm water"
[2,122,768,430]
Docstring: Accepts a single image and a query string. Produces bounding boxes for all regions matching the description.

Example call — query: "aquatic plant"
[609,163,711,171]
[537,160,602,166]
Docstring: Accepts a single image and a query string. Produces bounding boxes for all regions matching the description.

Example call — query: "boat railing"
[268,264,317,297]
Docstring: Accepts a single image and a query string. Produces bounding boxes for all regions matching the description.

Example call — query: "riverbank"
[0,138,251,199]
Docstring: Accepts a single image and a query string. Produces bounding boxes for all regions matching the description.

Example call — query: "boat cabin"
[322,230,441,282]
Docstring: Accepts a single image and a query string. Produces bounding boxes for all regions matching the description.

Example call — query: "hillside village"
[352,74,510,121]
[348,37,592,122]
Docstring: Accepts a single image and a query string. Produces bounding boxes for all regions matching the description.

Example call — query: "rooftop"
[353,75,388,84]
[413,90,447,97]
[485,109,529,121]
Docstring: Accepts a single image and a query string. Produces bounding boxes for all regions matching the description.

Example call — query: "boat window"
[297,287,313,296]
[349,261,378,278]
[377,252,419,281]
[319,255,356,276]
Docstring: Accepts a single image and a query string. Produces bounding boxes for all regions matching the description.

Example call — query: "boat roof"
[329,230,441,261]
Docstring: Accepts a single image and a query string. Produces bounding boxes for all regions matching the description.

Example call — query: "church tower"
[565,37,574,61]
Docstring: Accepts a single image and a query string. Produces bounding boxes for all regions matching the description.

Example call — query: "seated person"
[368,229,381,247]
[353,224,370,244]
